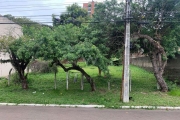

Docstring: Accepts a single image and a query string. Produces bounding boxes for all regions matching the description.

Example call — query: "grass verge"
[0,64,180,108]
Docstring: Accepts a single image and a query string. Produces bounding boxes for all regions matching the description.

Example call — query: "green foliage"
[0,77,7,81]
[131,0,180,54]
[82,0,125,59]
[79,0,126,73]
[169,89,180,96]
[163,26,180,58]
[0,35,37,70]
[166,79,179,90]
[53,3,89,26]
[34,23,109,73]
[11,72,21,85]
[0,20,47,89]
[9,38,35,61]
[167,78,180,97]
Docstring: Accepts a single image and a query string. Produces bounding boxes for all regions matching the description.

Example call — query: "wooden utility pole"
[121,0,131,103]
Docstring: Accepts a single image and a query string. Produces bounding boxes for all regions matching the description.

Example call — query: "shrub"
[11,72,21,85]
[0,77,7,81]
[169,88,180,96]
[29,60,58,73]
[166,80,179,91]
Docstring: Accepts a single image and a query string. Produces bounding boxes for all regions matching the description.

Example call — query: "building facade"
[83,1,97,16]
[0,15,23,77]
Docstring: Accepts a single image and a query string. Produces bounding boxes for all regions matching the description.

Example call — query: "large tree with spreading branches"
[131,0,180,92]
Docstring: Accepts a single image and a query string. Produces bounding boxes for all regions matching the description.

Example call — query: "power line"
[0,2,89,12]
[0,0,99,12]
[0,15,59,17]
[0,8,68,13]
[1,20,180,25]
[0,0,108,9]
[0,11,180,18]
[0,3,85,8]
[0,0,93,3]
[0,22,53,24]
[0,1,89,13]
[0,20,127,24]
[0,0,100,7]
[0,5,68,9]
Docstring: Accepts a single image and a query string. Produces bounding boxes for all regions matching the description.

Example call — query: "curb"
[0,103,180,110]
[120,106,180,110]
[0,103,105,108]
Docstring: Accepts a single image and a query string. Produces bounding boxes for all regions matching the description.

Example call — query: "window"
[88,7,91,11]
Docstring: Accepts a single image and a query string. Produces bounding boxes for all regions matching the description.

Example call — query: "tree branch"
[0,59,11,63]
[132,33,165,53]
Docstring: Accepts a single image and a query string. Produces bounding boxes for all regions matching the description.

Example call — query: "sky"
[0,0,106,25]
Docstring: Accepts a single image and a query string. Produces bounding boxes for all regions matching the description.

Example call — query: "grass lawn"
[0,63,180,108]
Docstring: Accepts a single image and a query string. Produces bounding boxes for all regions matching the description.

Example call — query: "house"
[0,15,23,77]
[0,15,22,38]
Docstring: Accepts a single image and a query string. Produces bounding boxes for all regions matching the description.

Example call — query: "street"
[0,106,180,120]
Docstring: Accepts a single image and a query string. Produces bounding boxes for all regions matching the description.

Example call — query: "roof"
[0,15,23,38]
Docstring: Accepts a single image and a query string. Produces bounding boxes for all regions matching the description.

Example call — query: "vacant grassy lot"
[0,63,180,108]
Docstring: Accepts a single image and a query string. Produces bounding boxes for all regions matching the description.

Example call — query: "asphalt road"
[0,106,180,120]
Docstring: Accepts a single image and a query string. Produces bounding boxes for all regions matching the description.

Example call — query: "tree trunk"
[133,33,168,92]
[81,69,96,91]
[98,67,102,76]
[54,71,57,90]
[8,68,13,86]
[9,51,30,89]
[18,70,28,89]
[150,52,168,92]
[55,60,96,91]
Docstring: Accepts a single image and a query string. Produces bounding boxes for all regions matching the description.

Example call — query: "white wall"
[0,16,23,77]
[0,52,15,77]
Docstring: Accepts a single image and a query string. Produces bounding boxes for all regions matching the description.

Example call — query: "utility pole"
[121,0,131,103]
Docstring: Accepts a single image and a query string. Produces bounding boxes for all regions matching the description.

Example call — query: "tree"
[131,0,180,92]
[91,0,125,57]
[52,3,109,78]
[0,36,37,89]
[34,24,109,91]
[53,3,89,26]
[0,15,41,89]
[82,0,180,92]
[163,26,180,58]
[82,0,125,75]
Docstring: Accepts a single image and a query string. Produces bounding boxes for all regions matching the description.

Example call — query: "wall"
[164,54,180,82]
[0,15,23,77]
[0,52,15,77]
[83,1,96,16]
[130,55,180,83]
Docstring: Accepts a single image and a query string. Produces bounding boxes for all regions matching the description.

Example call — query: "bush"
[169,89,180,96]
[29,60,58,73]
[11,72,21,85]
[166,80,179,91]
[0,77,7,81]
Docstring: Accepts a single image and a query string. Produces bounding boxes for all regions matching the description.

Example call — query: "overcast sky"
[0,0,107,25]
